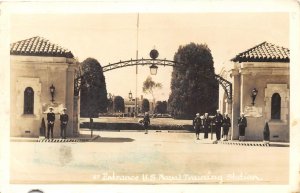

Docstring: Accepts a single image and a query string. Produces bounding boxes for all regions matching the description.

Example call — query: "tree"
[141,98,150,113]
[168,43,219,118]
[80,58,108,117]
[155,101,168,114]
[113,96,125,113]
[162,101,168,113]
[142,76,162,102]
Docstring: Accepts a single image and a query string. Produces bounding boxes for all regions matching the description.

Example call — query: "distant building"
[124,93,154,116]
[10,36,80,137]
[219,42,289,142]
[107,92,154,115]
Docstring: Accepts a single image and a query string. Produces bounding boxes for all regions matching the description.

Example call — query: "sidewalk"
[10,130,290,147]
[10,134,99,143]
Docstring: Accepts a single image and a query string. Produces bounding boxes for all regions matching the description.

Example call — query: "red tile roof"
[231,42,289,63]
[10,36,74,58]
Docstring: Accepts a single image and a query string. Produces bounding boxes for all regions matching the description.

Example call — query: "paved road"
[10,131,288,184]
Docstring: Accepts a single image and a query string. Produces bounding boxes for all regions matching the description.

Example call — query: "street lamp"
[129,90,133,101]
[49,84,55,102]
[150,64,158,75]
[251,88,258,105]
[149,49,159,75]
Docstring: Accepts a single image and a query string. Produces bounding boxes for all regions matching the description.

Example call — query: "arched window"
[271,93,281,120]
[24,87,34,114]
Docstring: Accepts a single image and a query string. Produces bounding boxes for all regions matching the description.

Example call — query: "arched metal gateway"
[74,50,232,100]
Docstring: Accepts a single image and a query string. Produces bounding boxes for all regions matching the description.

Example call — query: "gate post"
[231,69,240,140]
[225,98,232,139]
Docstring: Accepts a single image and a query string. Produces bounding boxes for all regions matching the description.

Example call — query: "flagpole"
[135,13,139,118]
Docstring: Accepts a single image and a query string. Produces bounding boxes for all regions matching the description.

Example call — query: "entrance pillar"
[66,63,77,137]
[225,98,233,139]
[231,68,240,140]
[73,95,80,137]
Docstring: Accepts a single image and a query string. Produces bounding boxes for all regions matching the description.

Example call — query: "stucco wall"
[230,62,289,142]
[11,56,77,137]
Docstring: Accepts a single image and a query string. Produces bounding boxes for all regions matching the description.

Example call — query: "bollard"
[39,117,46,139]
[263,121,270,145]
[90,117,94,138]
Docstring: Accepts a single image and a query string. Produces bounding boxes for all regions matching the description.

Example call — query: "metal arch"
[215,74,232,100]
[75,58,232,100]
[102,58,181,72]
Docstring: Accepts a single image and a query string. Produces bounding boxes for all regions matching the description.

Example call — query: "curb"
[37,138,80,143]
[37,135,100,143]
[217,141,289,147]
[11,135,100,143]
[217,141,270,146]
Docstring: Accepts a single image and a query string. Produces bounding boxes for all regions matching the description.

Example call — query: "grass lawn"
[80,117,192,125]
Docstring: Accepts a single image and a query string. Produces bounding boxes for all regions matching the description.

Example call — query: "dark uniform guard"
[202,113,210,139]
[193,113,201,140]
[238,112,247,141]
[222,113,231,141]
[47,107,55,139]
[214,110,223,141]
[143,112,150,134]
[60,108,69,139]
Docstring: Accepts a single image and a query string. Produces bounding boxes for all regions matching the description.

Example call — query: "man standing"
[222,113,231,141]
[47,107,55,139]
[202,113,210,139]
[193,113,201,140]
[238,112,247,141]
[60,108,69,139]
[214,110,223,141]
[143,112,150,134]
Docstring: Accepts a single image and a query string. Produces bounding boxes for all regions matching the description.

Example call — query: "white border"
[1,0,299,193]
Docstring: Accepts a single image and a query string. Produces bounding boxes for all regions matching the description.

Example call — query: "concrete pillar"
[226,99,232,116]
[73,96,80,137]
[225,98,232,139]
[231,69,240,140]
[66,64,75,137]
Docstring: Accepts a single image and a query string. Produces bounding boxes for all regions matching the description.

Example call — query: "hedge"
[80,122,196,131]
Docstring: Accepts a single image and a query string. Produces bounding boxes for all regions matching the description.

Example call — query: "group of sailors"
[193,110,247,141]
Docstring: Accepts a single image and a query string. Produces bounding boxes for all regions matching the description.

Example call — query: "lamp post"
[49,84,55,102]
[251,88,258,106]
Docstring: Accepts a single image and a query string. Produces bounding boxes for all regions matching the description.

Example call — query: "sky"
[10,13,289,101]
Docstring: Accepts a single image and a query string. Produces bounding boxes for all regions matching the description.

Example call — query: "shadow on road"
[92,137,135,143]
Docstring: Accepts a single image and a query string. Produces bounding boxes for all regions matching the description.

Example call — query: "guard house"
[10,36,80,137]
[219,42,289,142]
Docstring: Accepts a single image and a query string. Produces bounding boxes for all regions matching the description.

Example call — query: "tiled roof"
[231,42,289,63]
[10,36,74,58]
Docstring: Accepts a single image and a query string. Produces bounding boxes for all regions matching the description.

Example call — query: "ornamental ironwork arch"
[74,54,232,100]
